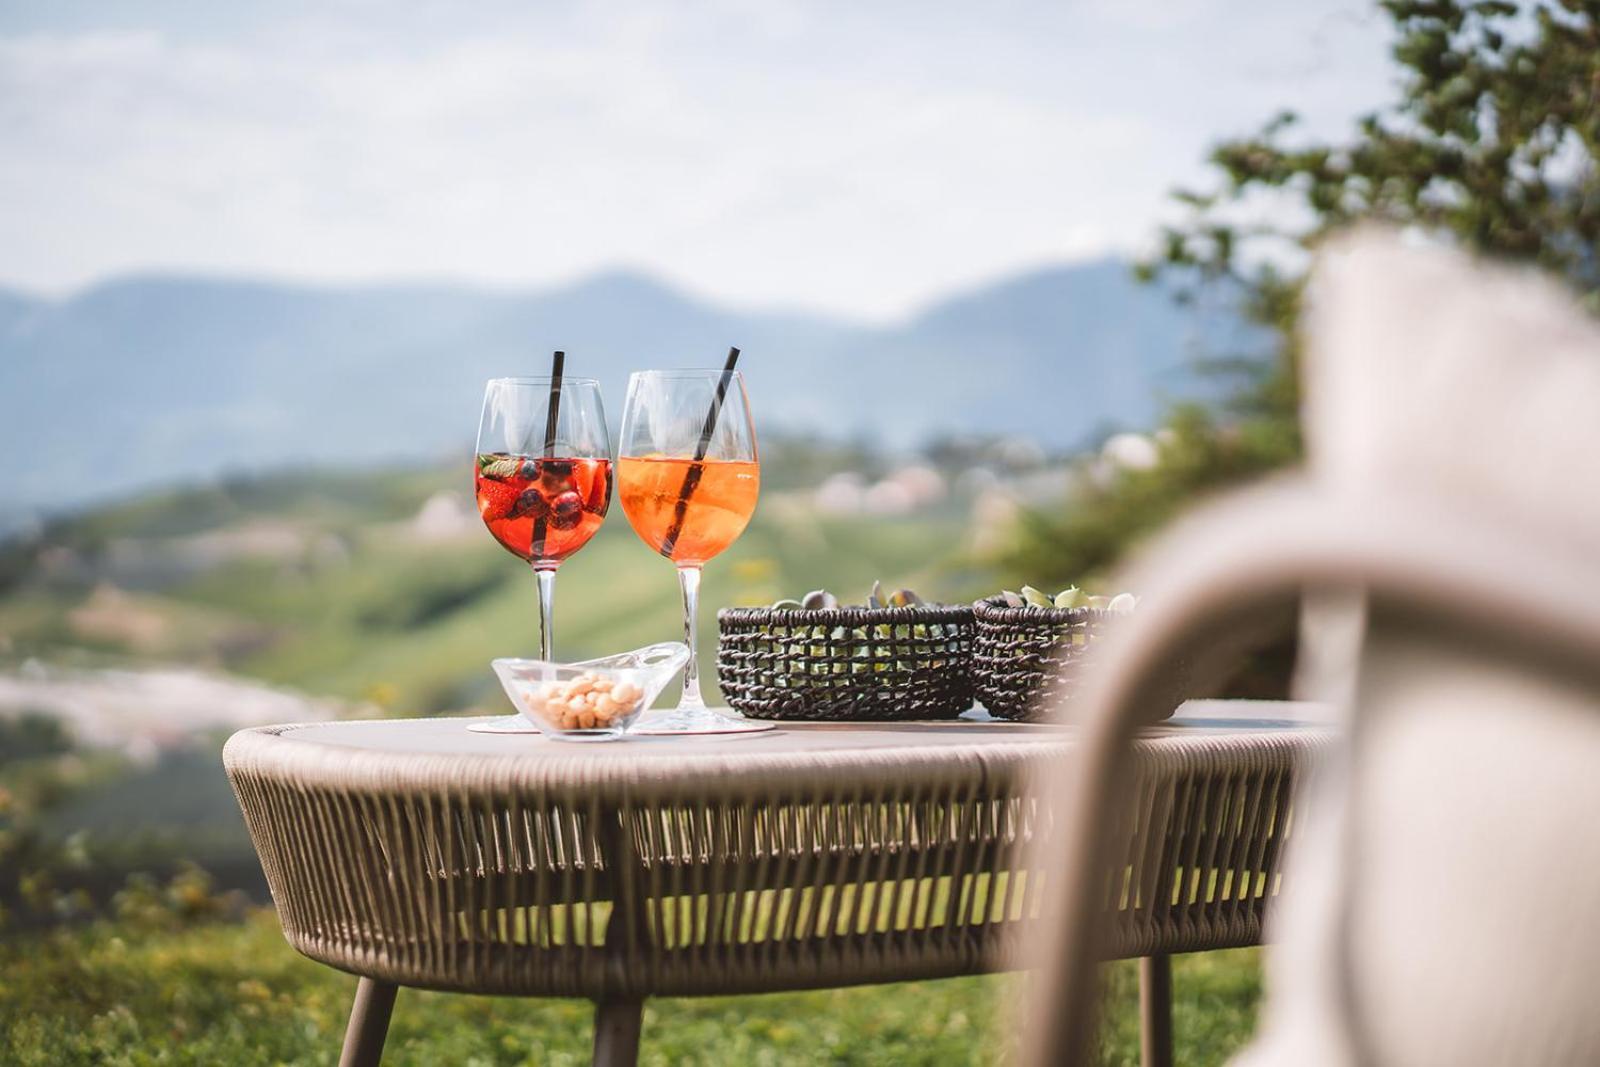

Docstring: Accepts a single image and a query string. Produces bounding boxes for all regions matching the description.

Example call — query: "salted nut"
[525,672,644,731]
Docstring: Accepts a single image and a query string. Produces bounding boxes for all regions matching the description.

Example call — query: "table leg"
[339,977,398,1067]
[1139,954,1174,1067]
[593,998,644,1067]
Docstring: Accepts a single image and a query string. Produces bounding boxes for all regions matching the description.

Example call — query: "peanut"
[533,672,647,731]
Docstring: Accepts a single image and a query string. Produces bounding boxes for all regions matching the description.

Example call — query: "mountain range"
[0,259,1246,526]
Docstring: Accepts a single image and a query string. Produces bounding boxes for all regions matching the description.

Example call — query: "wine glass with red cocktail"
[474,373,611,729]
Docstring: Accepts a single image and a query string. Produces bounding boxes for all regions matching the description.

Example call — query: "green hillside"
[1,460,989,716]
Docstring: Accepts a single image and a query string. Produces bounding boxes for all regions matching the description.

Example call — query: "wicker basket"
[970,595,1117,722]
[716,604,975,721]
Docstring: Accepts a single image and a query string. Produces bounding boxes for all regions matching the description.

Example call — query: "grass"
[0,911,1263,1065]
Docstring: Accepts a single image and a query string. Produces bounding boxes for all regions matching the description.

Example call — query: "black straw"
[693,346,740,460]
[660,347,740,558]
[542,350,565,457]
[531,350,564,558]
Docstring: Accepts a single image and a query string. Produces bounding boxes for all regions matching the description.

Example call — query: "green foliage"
[1006,0,1600,592]
[0,711,73,763]
[0,731,107,929]
[1004,406,1298,587]
[0,716,249,932]
[350,552,506,631]
[0,908,1261,1065]
[1171,0,1600,298]
[108,865,244,933]
[0,466,445,594]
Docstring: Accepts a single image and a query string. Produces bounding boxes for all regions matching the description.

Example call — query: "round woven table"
[224,700,1332,1066]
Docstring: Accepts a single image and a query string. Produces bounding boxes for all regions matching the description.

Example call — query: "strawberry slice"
[476,477,521,521]
[584,463,611,513]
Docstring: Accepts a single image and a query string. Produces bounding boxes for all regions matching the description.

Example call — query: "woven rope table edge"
[224,719,1336,803]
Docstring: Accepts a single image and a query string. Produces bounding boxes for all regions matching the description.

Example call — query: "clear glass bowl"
[488,642,690,741]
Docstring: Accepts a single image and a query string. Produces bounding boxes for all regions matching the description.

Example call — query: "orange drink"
[616,363,769,734]
[617,456,759,565]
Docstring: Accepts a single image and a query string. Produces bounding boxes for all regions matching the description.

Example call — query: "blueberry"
[510,489,549,519]
[549,491,583,530]
[540,460,572,488]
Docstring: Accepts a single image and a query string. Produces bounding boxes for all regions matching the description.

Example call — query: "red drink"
[475,453,611,565]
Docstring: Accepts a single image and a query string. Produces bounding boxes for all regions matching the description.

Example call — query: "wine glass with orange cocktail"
[616,355,772,734]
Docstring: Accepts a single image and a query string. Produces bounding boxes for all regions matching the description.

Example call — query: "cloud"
[0,3,1390,319]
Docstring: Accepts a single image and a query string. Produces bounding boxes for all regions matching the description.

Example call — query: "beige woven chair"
[1022,230,1600,1065]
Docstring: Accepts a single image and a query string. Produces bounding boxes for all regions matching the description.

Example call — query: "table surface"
[271,699,1333,761]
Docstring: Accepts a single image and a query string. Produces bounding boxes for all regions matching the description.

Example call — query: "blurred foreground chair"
[1023,230,1600,1065]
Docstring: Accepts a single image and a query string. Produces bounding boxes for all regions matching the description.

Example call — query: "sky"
[0,1,1396,321]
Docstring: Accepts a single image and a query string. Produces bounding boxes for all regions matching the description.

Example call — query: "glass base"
[630,704,776,735]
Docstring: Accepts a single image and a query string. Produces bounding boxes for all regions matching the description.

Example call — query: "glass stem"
[534,565,557,662]
[677,564,706,709]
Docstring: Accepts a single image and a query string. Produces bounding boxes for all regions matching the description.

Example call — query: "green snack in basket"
[1020,585,1054,609]
[995,584,1138,612]
[772,582,927,612]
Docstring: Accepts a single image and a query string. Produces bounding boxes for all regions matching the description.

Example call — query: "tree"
[1003,0,1600,589]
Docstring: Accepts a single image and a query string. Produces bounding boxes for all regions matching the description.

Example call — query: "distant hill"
[0,260,1246,521]
[0,288,36,334]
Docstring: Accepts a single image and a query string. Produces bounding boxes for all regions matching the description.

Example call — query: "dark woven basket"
[970,595,1116,722]
[716,604,975,721]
